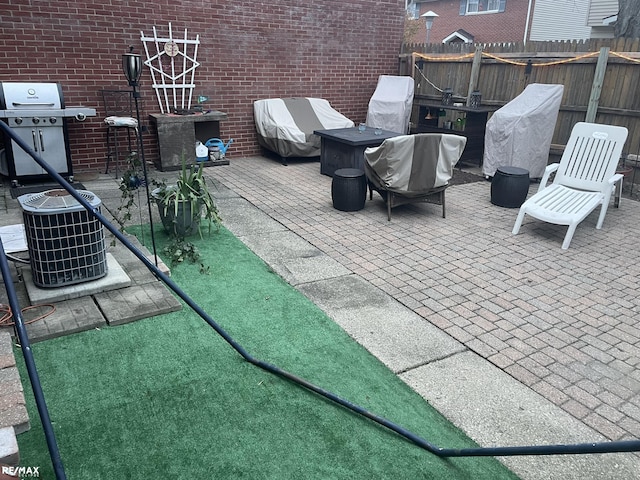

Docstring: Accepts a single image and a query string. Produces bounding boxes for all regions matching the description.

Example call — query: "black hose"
[0,241,67,480]
[2,120,639,459]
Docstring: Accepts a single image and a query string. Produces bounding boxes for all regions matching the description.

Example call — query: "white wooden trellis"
[140,23,201,114]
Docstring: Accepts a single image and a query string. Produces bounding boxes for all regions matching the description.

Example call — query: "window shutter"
[499,0,506,12]
[459,0,466,15]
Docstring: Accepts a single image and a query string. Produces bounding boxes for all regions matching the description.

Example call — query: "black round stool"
[331,168,366,212]
[491,166,530,208]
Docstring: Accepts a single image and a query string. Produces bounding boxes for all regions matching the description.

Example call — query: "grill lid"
[0,82,96,119]
[18,189,101,213]
[0,82,63,110]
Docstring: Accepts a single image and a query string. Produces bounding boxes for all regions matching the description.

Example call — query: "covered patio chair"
[512,122,628,249]
[364,133,467,221]
[482,83,564,179]
[365,75,414,134]
[253,97,354,163]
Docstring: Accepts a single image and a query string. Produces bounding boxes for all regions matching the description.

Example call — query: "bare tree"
[404,16,421,44]
[614,0,640,37]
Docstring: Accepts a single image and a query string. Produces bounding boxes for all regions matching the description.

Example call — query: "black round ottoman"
[332,168,366,212]
[491,166,530,208]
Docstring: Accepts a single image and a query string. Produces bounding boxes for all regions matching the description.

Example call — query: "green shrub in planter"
[152,161,222,238]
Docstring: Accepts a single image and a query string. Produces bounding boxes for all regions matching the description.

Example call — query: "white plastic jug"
[195,141,208,162]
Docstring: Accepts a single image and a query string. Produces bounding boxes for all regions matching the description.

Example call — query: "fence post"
[585,47,610,122]
[466,46,483,106]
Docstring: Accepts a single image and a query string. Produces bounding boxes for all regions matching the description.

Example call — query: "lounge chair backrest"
[554,122,628,193]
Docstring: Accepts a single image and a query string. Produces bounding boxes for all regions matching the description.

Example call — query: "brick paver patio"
[210,156,640,442]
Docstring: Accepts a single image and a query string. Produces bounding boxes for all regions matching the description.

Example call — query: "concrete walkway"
[1,156,640,478]
[203,156,640,479]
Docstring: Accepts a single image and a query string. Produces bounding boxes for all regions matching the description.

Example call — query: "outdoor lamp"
[442,87,453,105]
[525,59,533,75]
[470,90,482,109]
[122,47,142,87]
[120,45,158,266]
[421,10,438,43]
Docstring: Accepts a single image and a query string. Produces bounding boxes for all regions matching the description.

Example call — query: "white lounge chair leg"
[614,181,622,208]
[512,208,526,235]
[596,202,611,229]
[562,224,578,249]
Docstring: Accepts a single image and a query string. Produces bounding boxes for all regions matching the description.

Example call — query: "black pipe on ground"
[1,120,639,460]
[0,242,67,480]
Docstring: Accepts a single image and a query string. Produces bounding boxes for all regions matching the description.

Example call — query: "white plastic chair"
[512,122,628,249]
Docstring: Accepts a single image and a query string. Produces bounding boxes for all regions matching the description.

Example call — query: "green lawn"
[16,225,520,479]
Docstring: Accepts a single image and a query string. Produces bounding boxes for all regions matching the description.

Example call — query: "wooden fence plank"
[402,38,640,154]
[586,47,610,122]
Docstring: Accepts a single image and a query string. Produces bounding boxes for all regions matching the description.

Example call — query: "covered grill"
[0,82,96,185]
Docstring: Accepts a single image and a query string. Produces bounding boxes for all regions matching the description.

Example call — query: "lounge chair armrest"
[538,163,559,192]
[608,173,624,185]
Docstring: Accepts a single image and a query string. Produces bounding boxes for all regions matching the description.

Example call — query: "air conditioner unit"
[18,189,108,288]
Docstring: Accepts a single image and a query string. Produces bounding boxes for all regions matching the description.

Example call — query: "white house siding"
[529,0,593,41]
[586,0,617,38]
[587,0,618,25]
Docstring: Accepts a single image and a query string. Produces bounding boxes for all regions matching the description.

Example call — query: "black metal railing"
[1,120,639,479]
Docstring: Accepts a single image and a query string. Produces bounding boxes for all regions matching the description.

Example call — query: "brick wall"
[0,1,405,173]
[412,0,531,44]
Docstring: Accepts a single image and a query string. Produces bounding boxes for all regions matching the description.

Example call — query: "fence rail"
[399,39,640,198]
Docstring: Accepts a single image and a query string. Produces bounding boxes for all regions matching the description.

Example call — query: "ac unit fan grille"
[18,189,108,288]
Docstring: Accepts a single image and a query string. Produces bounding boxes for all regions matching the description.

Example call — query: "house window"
[406,1,419,20]
[460,0,505,15]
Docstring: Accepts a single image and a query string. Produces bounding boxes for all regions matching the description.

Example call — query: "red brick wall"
[412,0,531,44]
[0,1,405,173]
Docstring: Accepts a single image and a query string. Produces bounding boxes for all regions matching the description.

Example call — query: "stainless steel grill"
[0,82,96,186]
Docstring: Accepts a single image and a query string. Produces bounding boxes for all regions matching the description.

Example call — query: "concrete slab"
[298,275,466,373]
[94,282,182,326]
[0,275,30,321]
[0,366,28,435]
[0,426,19,466]
[237,231,351,286]
[0,333,15,370]
[217,197,288,237]
[22,253,131,304]
[278,255,351,286]
[107,240,159,285]
[25,296,106,343]
[399,351,640,480]
[147,255,170,277]
[0,405,28,436]
[0,332,28,440]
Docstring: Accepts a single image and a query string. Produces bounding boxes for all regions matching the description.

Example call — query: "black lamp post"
[123,49,143,87]
[122,46,158,266]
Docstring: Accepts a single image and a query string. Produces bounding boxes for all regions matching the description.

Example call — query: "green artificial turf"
[15,225,520,479]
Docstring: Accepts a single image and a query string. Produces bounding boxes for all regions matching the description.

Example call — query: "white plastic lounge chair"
[512,122,628,249]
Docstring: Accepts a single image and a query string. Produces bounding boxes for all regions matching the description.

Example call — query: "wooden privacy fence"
[398,39,640,186]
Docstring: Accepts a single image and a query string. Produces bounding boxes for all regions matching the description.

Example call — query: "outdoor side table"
[331,168,367,212]
[314,127,402,177]
[491,166,530,208]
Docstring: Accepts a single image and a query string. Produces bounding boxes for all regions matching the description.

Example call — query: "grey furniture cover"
[253,97,354,158]
[366,75,415,134]
[482,83,564,179]
[364,133,467,220]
